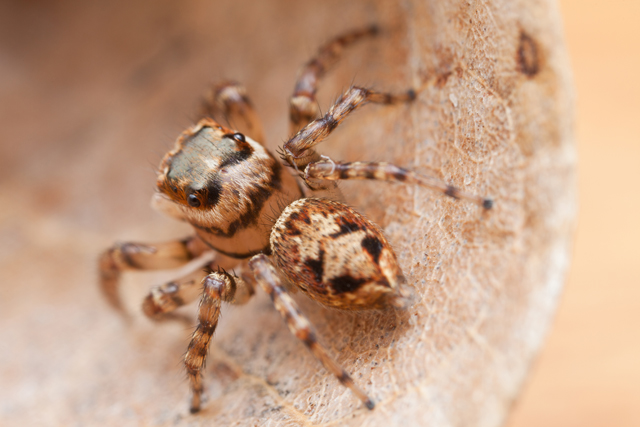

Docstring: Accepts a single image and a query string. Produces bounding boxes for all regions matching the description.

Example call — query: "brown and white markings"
[99,26,493,414]
[271,198,413,310]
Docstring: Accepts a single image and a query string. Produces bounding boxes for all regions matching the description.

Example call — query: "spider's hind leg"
[249,254,375,410]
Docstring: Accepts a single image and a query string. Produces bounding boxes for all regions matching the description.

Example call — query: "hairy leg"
[249,254,375,410]
[184,269,254,413]
[289,25,379,135]
[142,267,210,320]
[283,86,415,178]
[201,81,265,143]
[99,236,213,311]
[305,160,493,209]
[99,236,242,312]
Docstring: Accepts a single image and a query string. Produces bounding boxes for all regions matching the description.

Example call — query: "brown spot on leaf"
[436,70,452,87]
[517,30,540,77]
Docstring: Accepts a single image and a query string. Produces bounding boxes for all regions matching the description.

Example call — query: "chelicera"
[99,25,492,414]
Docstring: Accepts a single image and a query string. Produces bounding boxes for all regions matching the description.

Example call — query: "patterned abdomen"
[270,198,410,310]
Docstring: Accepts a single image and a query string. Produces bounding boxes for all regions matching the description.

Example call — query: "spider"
[99,25,493,414]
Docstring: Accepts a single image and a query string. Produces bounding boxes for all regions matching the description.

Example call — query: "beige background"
[0,0,636,426]
[508,1,640,426]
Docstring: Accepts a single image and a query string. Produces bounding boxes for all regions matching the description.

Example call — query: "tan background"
[0,0,636,426]
[507,0,640,426]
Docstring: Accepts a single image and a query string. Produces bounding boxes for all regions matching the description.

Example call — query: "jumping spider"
[99,26,492,414]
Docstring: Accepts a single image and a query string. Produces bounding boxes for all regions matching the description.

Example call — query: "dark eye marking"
[184,180,222,210]
[187,194,201,207]
[220,133,254,168]
[205,179,222,207]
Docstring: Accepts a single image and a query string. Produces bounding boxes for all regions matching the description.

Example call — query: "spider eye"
[224,132,246,143]
[187,194,201,207]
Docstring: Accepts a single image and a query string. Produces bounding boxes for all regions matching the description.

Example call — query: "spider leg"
[143,260,256,320]
[290,25,379,135]
[283,86,415,180]
[98,236,238,312]
[248,254,375,410]
[305,160,494,209]
[200,81,265,142]
[184,269,253,413]
[99,236,207,312]
[142,268,209,320]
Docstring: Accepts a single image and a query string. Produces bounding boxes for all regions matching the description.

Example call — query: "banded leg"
[143,261,255,321]
[185,269,253,413]
[283,86,415,176]
[305,160,494,209]
[290,25,379,135]
[142,268,210,320]
[99,236,212,312]
[200,81,265,142]
[248,254,375,410]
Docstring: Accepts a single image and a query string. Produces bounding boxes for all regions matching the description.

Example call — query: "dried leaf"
[0,0,575,426]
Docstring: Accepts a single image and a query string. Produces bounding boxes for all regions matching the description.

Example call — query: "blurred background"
[0,0,637,426]
[508,1,640,425]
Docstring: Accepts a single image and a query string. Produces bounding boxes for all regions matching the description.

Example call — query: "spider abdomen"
[271,198,411,310]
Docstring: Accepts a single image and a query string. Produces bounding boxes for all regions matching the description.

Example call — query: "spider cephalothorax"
[99,26,492,414]
[156,118,302,258]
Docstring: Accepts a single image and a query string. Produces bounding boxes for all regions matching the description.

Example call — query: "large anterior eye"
[187,194,201,207]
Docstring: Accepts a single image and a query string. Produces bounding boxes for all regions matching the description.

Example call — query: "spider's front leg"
[289,25,379,135]
[283,86,415,187]
[185,268,254,413]
[285,87,492,209]
[200,81,265,143]
[141,268,210,323]
[143,260,253,325]
[98,236,211,312]
[248,254,375,410]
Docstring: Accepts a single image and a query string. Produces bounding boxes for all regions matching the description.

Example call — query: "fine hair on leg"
[249,254,375,410]
[184,269,252,413]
